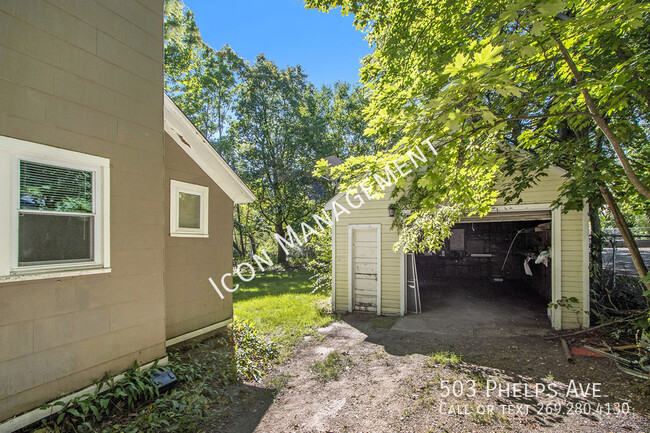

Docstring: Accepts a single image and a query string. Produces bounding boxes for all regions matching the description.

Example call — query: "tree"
[230,55,334,265]
[164,1,377,266]
[306,0,650,294]
[319,81,385,158]
[164,0,243,159]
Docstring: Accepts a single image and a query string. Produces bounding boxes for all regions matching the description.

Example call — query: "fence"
[602,227,650,278]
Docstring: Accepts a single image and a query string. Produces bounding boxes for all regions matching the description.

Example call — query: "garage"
[328,167,590,331]
[401,216,555,335]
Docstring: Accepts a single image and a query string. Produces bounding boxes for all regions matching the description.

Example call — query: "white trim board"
[166,317,233,347]
[331,210,337,312]
[399,251,406,316]
[347,225,353,312]
[377,226,382,316]
[0,357,168,433]
[582,200,590,328]
[164,95,255,204]
[551,207,563,330]
[491,204,553,212]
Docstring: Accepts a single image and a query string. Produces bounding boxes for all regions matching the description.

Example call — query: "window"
[19,161,95,266]
[0,135,110,280]
[170,180,209,237]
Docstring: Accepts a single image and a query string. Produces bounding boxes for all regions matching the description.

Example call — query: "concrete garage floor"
[392,278,552,337]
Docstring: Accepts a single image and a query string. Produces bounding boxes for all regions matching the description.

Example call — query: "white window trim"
[170,180,209,238]
[0,135,111,283]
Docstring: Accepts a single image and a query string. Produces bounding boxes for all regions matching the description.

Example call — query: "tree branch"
[551,33,650,200]
[438,110,592,148]
[599,184,649,290]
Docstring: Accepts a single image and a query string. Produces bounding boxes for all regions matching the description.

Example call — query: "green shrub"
[38,341,243,432]
[39,361,161,431]
[305,231,332,294]
[229,317,278,381]
[36,321,281,432]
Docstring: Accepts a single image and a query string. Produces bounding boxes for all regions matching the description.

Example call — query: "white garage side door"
[349,225,381,313]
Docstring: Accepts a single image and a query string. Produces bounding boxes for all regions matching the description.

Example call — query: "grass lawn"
[234,270,334,360]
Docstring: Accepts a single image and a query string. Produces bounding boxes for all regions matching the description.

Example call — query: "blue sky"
[182,0,371,87]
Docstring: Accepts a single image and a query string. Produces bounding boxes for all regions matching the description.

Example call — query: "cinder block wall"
[0,0,166,421]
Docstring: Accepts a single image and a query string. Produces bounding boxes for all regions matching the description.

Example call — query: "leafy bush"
[305,231,332,294]
[116,388,212,432]
[105,348,238,433]
[229,317,278,381]
[38,361,161,431]
[36,338,245,432]
[34,320,282,431]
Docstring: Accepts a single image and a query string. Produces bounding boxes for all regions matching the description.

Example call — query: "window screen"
[20,161,93,213]
[18,161,94,266]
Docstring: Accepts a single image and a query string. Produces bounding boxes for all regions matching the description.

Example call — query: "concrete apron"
[392,283,551,337]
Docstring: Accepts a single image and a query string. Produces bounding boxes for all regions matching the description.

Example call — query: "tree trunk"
[235,204,247,257]
[275,222,287,266]
[233,241,243,258]
[589,202,603,293]
[599,185,650,291]
[552,35,650,200]
[248,234,257,256]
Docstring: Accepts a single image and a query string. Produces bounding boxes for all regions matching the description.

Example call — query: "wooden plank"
[354,278,377,291]
[354,246,378,258]
[355,262,377,273]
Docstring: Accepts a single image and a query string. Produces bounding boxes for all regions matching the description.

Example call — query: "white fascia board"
[324,192,345,211]
[163,95,256,204]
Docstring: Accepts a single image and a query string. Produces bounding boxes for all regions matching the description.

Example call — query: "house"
[0,1,253,428]
[326,166,589,331]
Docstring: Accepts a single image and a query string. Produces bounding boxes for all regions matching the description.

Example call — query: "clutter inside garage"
[411,220,553,319]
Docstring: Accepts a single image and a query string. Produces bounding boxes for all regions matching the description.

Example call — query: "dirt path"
[217,315,650,433]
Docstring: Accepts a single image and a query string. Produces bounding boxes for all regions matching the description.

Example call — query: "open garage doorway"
[397,218,555,336]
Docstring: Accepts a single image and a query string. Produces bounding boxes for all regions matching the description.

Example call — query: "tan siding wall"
[494,169,566,205]
[0,0,165,421]
[333,169,588,329]
[164,134,234,339]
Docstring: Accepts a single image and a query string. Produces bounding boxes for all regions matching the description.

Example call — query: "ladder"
[406,253,421,313]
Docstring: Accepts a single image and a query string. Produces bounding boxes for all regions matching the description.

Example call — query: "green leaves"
[443,53,469,76]
[473,44,504,66]
[304,0,650,254]
[229,317,278,381]
[164,0,243,153]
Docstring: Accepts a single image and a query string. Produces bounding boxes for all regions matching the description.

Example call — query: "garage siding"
[332,168,588,329]
[334,191,402,315]
[560,211,588,328]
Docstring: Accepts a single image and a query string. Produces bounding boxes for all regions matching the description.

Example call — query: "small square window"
[170,180,208,237]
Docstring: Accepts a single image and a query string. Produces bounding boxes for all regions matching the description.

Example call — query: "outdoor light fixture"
[388,205,396,217]
[151,370,178,392]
